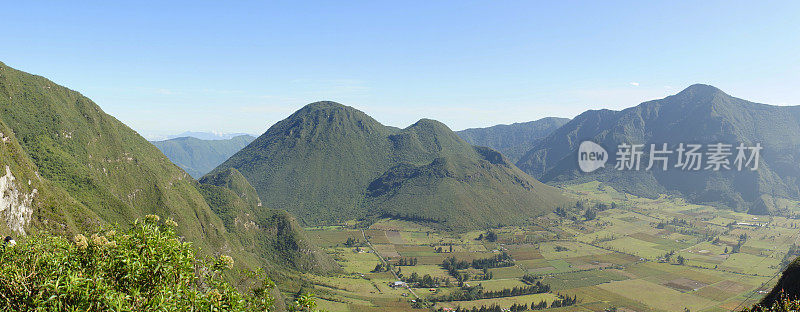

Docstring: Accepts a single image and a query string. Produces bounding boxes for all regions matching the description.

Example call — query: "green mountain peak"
[210,103,567,230]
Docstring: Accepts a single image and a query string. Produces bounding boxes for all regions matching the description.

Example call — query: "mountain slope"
[210,101,567,230]
[0,61,229,252]
[167,131,254,140]
[457,117,569,162]
[517,84,800,214]
[199,168,338,273]
[152,135,255,178]
[758,257,800,308]
[0,61,336,278]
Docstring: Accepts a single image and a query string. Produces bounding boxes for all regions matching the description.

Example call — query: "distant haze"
[1,2,797,136]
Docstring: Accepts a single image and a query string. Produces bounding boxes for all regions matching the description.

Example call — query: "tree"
[584,209,597,221]
[486,230,498,242]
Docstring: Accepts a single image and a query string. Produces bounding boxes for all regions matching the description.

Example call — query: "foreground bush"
[751,293,800,312]
[0,215,276,311]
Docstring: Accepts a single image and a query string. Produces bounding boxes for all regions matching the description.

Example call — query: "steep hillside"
[758,257,800,308]
[0,61,336,278]
[0,61,229,252]
[152,135,255,178]
[211,101,567,230]
[517,84,800,214]
[0,118,97,237]
[200,169,338,274]
[457,117,569,162]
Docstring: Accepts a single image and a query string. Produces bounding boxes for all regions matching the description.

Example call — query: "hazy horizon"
[3,1,798,139]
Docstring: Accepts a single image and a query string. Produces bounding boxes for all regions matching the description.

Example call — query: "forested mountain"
[457,117,569,162]
[152,135,255,178]
[0,61,336,277]
[210,101,567,231]
[517,84,800,214]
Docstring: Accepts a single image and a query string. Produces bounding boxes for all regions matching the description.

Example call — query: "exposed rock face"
[0,166,35,235]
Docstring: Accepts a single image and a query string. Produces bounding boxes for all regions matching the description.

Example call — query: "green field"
[302,181,795,312]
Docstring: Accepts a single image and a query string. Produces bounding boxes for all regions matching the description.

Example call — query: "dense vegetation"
[211,101,567,230]
[431,283,552,302]
[0,62,337,284]
[0,61,228,252]
[457,117,569,162]
[517,84,800,215]
[0,215,325,311]
[401,272,450,288]
[471,252,514,269]
[152,135,255,178]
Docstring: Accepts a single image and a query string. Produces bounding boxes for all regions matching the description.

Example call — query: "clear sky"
[2,1,799,139]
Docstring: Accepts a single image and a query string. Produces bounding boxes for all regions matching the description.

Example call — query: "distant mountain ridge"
[168,131,255,140]
[517,84,800,214]
[152,135,256,178]
[457,117,569,162]
[209,101,567,231]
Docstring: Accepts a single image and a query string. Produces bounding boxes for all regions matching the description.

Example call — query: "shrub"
[0,215,278,311]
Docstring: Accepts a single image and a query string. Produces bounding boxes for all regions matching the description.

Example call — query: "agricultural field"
[303,182,800,312]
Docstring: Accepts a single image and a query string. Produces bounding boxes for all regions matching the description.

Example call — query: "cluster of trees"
[432,283,551,302]
[437,304,506,312]
[659,251,686,265]
[402,272,450,288]
[553,245,570,252]
[435,245,454,253]
[372,262,392,272]
[343,237,365,247]
[443,256,471,271]
[480,268,494,280]
[521,274,539,285]
[477,230,498,242]
[396,257,418,266]
[555,201,617,221]
[549,294,578,308]
[433,295,577,312]
[655,217,691,230]
[443,254,512,283]
[434,300,549,312]
[715,233,749,254]
[471,252,514,269]
[732,233,748,253]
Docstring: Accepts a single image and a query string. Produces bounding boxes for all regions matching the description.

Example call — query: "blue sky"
[2,1,799,139]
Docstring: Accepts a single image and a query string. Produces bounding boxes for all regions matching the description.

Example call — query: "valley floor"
[302,181,800,312]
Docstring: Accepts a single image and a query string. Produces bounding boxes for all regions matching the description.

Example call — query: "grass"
[597,279,716,312]
[434,293,561,310]
[309,181,794,312]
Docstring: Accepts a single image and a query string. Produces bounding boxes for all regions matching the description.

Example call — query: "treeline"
[395,257,418,266]
[433,294,577,311]
[555,200,617,221]
[343,237,366,247]
[441,253,514,283]
[477,230,498,242]
[521,274,539,285]
[443,256,471,271]
[471,252,514,269]
[442,256,472,284]
[372,262,392,272]
[401,272,450,288]
[380,213,443,224]
[435,245,454,253]
[431,282,551,302]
